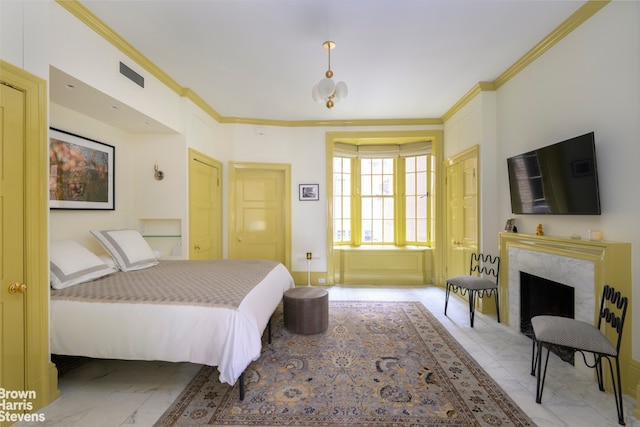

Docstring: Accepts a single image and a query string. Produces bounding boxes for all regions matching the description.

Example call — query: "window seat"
[333,246,432,285]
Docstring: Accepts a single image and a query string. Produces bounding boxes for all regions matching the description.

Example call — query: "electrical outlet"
[318,278,326,284]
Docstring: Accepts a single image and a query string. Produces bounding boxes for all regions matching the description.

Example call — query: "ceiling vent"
[119,62,144,88]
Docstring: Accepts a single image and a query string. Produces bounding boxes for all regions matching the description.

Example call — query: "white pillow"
[50,240,117,289]
[91,229,159,272]
[98,255,118,270]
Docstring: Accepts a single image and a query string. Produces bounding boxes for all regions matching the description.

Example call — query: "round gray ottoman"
[283,287,328,335]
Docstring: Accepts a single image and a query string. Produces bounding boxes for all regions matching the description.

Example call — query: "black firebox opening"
[520,271,575,364]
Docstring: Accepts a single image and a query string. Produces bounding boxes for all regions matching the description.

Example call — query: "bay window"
[333,142,435,247]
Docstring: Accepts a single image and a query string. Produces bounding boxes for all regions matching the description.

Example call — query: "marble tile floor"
[15,285,638,427]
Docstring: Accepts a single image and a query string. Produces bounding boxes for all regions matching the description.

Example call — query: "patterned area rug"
[155,301,533,426]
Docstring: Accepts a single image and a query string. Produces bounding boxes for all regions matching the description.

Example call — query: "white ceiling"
[51,0,587,130]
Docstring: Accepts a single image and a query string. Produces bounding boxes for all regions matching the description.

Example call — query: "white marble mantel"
[498,232,636,396]
[507,246,595,329]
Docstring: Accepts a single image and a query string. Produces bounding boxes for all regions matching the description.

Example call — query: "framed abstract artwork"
[49,128,115,210]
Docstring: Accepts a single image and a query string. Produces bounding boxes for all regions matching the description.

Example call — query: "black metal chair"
[444,253,500,328]
[530,284,628,425]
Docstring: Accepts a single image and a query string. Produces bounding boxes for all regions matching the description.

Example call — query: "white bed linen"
[50,263,294,385]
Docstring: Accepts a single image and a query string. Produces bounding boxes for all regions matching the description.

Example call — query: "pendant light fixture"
[312,41,348,109]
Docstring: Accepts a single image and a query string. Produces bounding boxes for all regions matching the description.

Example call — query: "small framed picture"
[504,218,516,232]
[299,184,319,201]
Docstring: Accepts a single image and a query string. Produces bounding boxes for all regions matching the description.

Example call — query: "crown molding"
[441,0,609,122]
[441,82,495,122]
[493,0,610,90]
[56,0,608,128]
[56,0,184,95]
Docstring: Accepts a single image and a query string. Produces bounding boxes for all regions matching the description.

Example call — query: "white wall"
[443,91,500,256]
[1,0,49,79]
[48,2,182,132]
[49,103,138,255]
[494,1,640,359]
[229,125,328,272]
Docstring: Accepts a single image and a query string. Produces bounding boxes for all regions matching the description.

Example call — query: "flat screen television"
[507,132,601,215]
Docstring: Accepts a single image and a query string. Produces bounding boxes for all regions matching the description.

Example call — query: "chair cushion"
[531,315,617,356]
[447,275,497,290]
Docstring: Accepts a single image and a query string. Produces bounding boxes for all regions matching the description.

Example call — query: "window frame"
[333,154,434,247]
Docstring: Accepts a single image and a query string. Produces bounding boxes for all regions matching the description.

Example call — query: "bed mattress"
[50,259,295,385]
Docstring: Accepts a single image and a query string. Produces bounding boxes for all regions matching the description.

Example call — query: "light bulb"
[317,77,335,99]
[335,81,348,100]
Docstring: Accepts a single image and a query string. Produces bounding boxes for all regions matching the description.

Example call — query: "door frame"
[228,162,291,270]
[0,60,59,409]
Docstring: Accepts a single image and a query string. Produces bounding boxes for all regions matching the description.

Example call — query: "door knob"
[8,283,27,294]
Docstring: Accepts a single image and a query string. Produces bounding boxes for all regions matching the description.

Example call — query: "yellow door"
[0,82,27,421]
[446,161,465,277]
[445,146,479,278]
[462,156,478,248]
[188,149,222,260]
[228,163,291,268]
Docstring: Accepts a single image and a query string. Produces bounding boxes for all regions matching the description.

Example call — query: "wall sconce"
[154,162,164,180]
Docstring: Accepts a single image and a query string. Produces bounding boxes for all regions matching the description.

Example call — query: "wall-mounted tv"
[507,132,601,215]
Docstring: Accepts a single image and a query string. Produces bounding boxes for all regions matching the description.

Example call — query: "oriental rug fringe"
[155,301,534,426]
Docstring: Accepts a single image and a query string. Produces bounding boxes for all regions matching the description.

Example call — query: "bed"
[48,232,295,399]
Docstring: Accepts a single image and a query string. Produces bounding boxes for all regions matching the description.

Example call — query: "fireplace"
[499,232,632,393]
[519,271,575,338]
[520,271,576,364]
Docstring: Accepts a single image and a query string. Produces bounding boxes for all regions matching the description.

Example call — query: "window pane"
[371,159,383,174]
[372,221,382,242]
[362,221,372,242]
[417,171,427,195]
[383,220,394,243]
[362,198,372,219]
[406,176,415,196]
[417,197,427,218]
[372,197,383,218]
[333,157,342,172]
[383,198,394,218]
[361,159,371,174]
[382,158,394,173]
[334,178,342,195]
[333,157,352,244]
[362,174,372,196]
[383,175,393,195]
[343,174,351,196]
[334,219,342,241]
[404,155,431,244]
[406,219,416,241]
[417,221,427,242]
[372,175,383,195]
[334,196,342,216]
[406,157,415,173]
[406,197,415,216]
[343,223,351,241]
